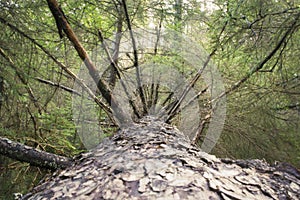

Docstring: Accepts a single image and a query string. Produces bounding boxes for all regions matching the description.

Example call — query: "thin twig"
[214,12,300,102]
[173,86,209,118]
[35,77,82,96]
[166,49,217,122]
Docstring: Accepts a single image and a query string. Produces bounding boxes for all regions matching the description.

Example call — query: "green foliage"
[209,0,300,166]
[0,0,299,198]
[213,88,300,166]
[38,102,79,156]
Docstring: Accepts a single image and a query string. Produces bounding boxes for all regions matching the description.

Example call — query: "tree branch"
[215,12,300,101]
[35,77,81,96]
[98,30,141,119]
[46,0,128,124]
[46,0,111,103]
[122,0,147,115]
[0,137,72,170]
[165,49,217,122]
[0,16,114,123]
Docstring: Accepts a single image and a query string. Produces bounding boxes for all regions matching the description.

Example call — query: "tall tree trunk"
[21,118,300,199]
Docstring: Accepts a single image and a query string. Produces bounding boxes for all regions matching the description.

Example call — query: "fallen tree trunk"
[21,118,300,199]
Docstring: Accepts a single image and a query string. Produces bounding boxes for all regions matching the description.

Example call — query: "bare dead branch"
[122,0,147,115]
[35,77,81,96]
[173,86,209,119]
[0,17,115,124]
[46,0,130,125]
[0,137,73,170]
[98,30,141,119]
[166,49,217,122]
[46,0,111,103]
[215,12,300,101]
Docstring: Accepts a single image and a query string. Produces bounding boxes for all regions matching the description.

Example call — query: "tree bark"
[46,0,129,124]
[0,137,72,170]
[20,118,300,199]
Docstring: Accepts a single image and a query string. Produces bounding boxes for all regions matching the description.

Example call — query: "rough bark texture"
[21,118,300,199]
[0,137,72,170]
